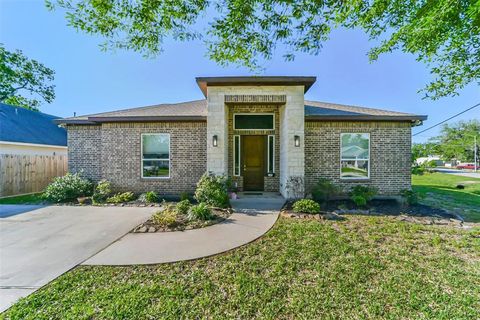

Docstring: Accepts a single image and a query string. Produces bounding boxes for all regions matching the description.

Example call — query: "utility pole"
[475,135,478,172]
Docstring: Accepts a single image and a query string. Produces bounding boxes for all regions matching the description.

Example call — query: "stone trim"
[225,95,286,104]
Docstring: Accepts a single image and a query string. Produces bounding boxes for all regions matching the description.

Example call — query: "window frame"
[141,133,171,179]
[233,113,275,131]
[233,135,241,176]
[339,132,370,180]
[267,134,275,173]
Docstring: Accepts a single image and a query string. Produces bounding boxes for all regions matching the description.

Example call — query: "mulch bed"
[132,207,233,233]
[282,199,474,228]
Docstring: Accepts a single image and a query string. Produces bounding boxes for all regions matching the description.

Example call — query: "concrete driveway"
[0,205,154,312]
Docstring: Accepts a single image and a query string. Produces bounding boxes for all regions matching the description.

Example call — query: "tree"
[0,44,55,111]
[412,142,441,162]
[430,120,480,162]
[47,0,480,99]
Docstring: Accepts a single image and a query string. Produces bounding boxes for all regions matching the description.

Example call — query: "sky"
[1,0,479,143]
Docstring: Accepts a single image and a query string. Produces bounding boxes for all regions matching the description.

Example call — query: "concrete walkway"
[0,206,154,312]
[83,196,284,265]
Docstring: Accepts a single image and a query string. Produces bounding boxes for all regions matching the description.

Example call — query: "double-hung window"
[141,133,170,178]
[340,133,370,179]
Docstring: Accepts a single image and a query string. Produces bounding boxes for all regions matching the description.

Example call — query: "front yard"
[3,216,479,319]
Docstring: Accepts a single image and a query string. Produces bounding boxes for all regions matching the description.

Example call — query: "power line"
[412,102,480,137]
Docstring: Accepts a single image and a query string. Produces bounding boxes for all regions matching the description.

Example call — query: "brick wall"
[67,122,207,196]
[305,121,412,196]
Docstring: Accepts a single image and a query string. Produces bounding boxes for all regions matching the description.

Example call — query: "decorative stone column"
[206,87,229,175]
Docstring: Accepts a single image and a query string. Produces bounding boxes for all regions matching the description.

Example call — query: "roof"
[196,76,317,97]
[0,103,67,146]
[57,99,427,124]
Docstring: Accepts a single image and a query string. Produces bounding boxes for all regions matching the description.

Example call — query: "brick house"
[57,76,427,198]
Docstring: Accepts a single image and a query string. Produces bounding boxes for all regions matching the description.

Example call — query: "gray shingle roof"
[0,103,67,146]
[57,99,426,124]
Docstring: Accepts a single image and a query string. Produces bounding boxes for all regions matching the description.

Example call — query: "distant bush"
[176,199,191,215]
[43,172,93,202]
[311,178,340,204]
[194,173,229,208]
[106,192,136,203]
[152,205,178,227]
[92,179,111,203]
[411,166,425,175]
[350,185,377,207]
[400,189,424,206]
[292,199,321,214]
[188,202,213,221]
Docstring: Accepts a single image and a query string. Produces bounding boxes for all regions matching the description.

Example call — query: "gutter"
[305,115,428,122]
[55,116,207,125]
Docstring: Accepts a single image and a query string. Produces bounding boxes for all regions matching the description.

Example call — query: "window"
[268,135,275,173]
[141,134,170,178]
[234,114,274,130]
[340,133,370,179]
[233,135,240,176]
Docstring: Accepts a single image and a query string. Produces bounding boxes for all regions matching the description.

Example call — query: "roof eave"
[56,116,207,124]
[305,115,428,122]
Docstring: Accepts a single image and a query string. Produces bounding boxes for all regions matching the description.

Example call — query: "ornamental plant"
[349,185,377,207]
[176,199,191,215]
[194,173,229,208]
[106,192,136,203]
[311,178,340,204]
[43,172,93,202]
[292,199,321,214]
[145,191,159,203]
[188,202,213,221]
[152,205,178,227]
[92,179,112,203]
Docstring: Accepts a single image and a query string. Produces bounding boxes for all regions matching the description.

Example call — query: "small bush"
[194,173,229,208]
[43,172,93,203]
[400,189,424,206]
[349,185,377,207]
[180,192,190,201]
[152,205,178,227]
[188,202,213,221]
[145,191,158,203]
[311,178,339,204]
[292,199,321,214]
[411,166,425,175]
[92,179,111,203]
[106,192,136,203]
[176,199,191,215]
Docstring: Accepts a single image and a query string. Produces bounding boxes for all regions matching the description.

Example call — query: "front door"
[242,135,265,191]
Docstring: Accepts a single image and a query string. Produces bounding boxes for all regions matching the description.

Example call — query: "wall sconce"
[212,135,218,147]
[294,135,300,147]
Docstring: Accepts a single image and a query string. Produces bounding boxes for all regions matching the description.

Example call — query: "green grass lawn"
[3,217,479,319]
[412,172,480,223]
[0,193,45,205]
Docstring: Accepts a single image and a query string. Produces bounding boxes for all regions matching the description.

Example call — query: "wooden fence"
[0,154,68,197]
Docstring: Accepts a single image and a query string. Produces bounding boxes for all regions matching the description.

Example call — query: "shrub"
[152,205,178,227]
[311,178,339,204]
[180,192,190,201]
[92,179,111,203]
[188,202,213,221]
[43,172,93,202]
[194,173,229,208]
[349,185,377,207]
[411,166,425,175]
[400,189,424,206]
[292,199,321,214]
[106,192,136,203]
[176,199,191,215]
[145,191,158,203]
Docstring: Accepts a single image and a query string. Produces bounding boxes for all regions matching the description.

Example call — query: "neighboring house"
[416,155,444,167]
[57,76,427,198]
[0,103,67,156]
[0,103,67,197]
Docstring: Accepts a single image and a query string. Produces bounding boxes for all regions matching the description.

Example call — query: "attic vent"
[225,95,286,104]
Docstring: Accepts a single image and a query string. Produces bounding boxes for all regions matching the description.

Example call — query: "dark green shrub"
[152,205,178,227]
[43,172,93,202]
[106,192,136,203]
[180,192,190,201]
[92,179,111,203]
[145,191,158,203]
[311,178,340,204]
[411,166,425,175]
[188,202,213,221]
[400,189,424,206]
[194,173,229,208]
[292,199,321,214]
[176,199,191,215]
[349,185,377,207]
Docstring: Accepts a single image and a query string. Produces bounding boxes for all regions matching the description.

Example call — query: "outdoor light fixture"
[294,135,300,147]
[212,135,218,147]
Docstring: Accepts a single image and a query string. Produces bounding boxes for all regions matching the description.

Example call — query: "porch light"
[212,135,218,147]
[294,135,300,147]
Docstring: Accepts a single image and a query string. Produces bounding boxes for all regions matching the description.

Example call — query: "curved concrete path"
[83,196,284,265]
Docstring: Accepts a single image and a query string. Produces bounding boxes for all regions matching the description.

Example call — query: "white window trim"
[141,133,171,179]
[233,135,241,176]
[267,135,275,173]
[233,113,275,131]
[340,132,370,180]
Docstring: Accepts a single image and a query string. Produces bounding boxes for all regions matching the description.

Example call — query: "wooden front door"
[242,135,265,191]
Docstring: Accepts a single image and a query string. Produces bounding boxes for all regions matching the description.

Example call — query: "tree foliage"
[47,0,480,99]
[0,44,55,111]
